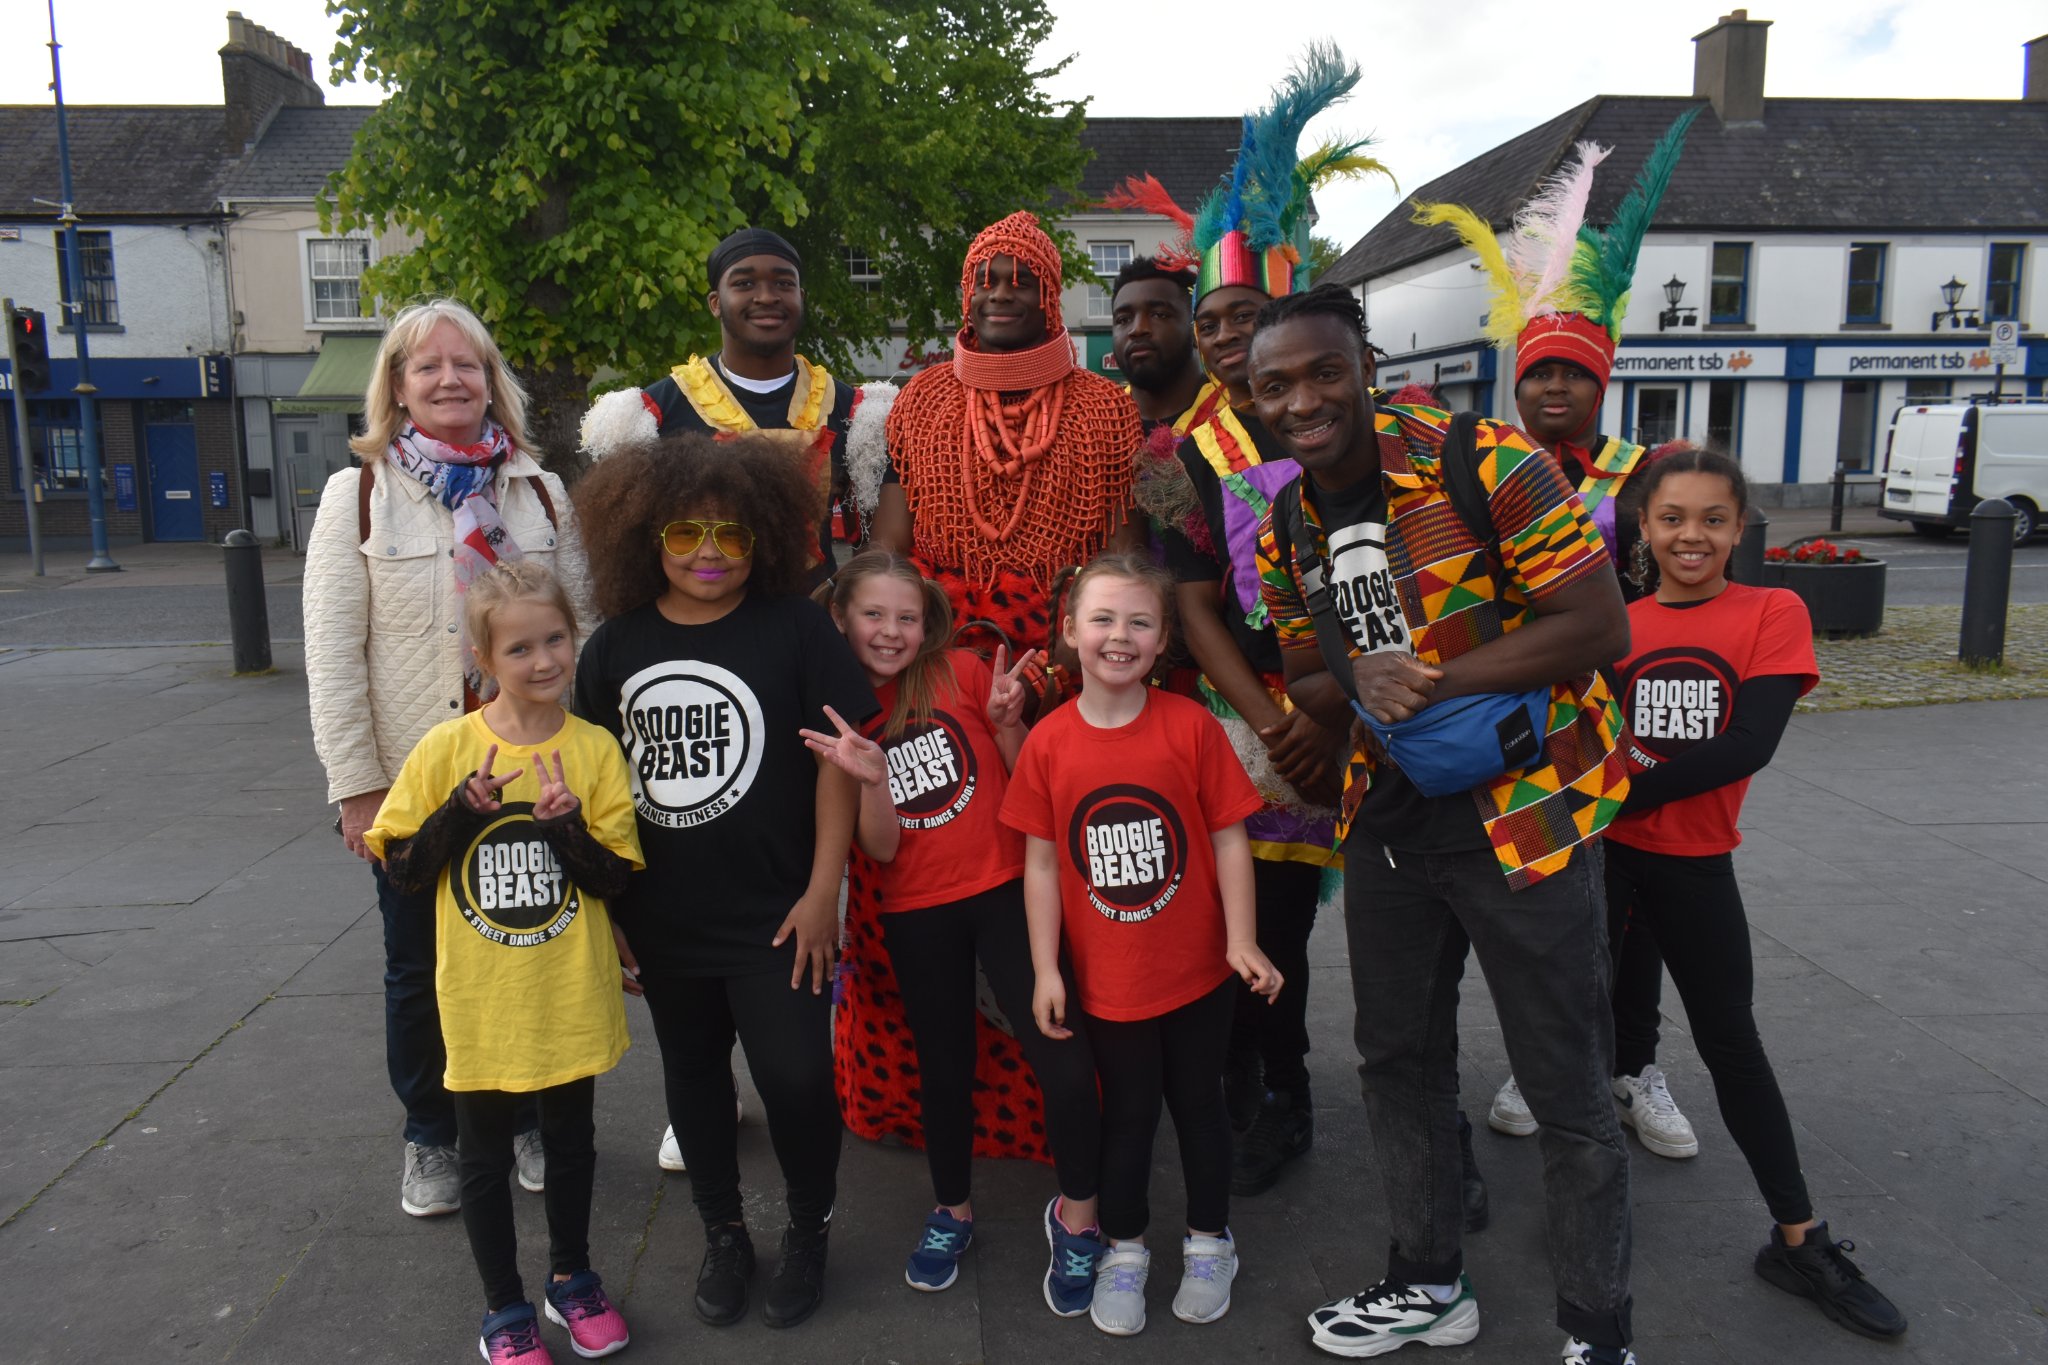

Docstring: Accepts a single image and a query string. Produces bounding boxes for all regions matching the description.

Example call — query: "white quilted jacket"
[303,449,595,804]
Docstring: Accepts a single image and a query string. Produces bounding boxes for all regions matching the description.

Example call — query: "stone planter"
[1762,557,1887,637]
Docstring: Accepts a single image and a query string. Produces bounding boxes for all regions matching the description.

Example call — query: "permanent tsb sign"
[1611,346,1785,378]
[1812,344,2002,378]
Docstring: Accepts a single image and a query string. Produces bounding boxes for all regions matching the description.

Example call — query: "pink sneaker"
[543,1271,630,1358]
[479,1303,554,1363]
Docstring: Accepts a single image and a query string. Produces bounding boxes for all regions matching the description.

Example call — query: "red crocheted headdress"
[962,211,1065,332]
[1515,312,1618,390]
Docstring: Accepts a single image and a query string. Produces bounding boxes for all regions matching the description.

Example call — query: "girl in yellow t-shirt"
[367,560,643,1365]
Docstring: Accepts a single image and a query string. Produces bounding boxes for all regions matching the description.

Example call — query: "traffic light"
[8,306,51,393]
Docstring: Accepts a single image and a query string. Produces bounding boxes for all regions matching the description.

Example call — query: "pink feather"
[1506,141,1609,318]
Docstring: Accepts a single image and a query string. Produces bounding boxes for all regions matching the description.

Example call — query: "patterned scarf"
[386,420,522,692]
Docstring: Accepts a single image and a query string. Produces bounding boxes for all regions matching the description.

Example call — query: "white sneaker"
[1612,1065,1699,1159]
[1308,1275,1480,1358]
[1487,1075,1537,1137]
[1563,1336,1638,1364]
[656,1098,746,1172]
[1171,1232,1237,1324]
[1090,1244,1151,1336]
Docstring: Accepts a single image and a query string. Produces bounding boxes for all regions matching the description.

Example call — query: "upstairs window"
[1710,242,1750,324]
[842,246,882,297]
[54,229,118,327]
[1086,241,1134,322]
[307,237,371,322]
[1987,243,2026,322]
[1845,242,1886,324]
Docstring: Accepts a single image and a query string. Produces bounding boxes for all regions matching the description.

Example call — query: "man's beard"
[1124,349,1196,394]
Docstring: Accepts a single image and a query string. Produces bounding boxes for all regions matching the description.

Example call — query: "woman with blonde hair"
[304,298,595,1223]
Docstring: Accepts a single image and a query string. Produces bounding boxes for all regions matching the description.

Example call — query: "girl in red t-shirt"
[1000,553,1277,1337]
[807,551,1106,1312]
[1606,445,1906,1341]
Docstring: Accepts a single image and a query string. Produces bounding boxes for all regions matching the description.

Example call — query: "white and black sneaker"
[1307,1274,1480,1357]
[1562,1337,1638,1364]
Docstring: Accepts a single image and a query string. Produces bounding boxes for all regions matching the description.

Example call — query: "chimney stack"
[220,10,324,150]
[1693,9,1771,125]
[2026,35,2048,102]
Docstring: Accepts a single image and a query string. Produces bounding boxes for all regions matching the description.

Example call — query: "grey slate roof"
[220,106,376,199]
[1328,95,2048,287]
[0,106,235,217]
[1075,117,1243,212]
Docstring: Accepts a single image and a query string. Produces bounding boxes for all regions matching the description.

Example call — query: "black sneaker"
[763,1222,830,1328]
[1224,1048,1264,1134]
[1231,1088,1312,1196]
[1754,1221,1907,1339]
[694,1222,754,1326]
[1457,1110,1490,1233]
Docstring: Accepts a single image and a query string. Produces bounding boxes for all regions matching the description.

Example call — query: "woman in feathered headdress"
[1414,110,1706,1159]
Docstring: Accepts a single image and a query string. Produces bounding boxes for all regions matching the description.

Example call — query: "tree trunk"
[519,357,590,484]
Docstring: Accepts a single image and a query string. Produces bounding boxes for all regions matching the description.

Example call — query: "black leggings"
[1604,841,1813,1224]
[640,970,840,1232]
[1611,900,1668,1077]
[880,881,1101,1207]
[454,1078,597,1311]
[1228,857,1321,1093]
[1088,976,1236,1241]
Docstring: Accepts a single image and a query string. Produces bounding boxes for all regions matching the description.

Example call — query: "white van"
[1880,401,2048,543]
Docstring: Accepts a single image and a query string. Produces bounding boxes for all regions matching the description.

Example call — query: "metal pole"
[1828,460,1847,534]
[4,299,46,576]
[1730,504,1768,586]
[47,0,117,572]
[1994,363,2006,402]
[221,528,272,673]
[1959,498,2015,668]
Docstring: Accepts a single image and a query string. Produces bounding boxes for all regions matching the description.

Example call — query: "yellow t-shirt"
[366,710,644,1092]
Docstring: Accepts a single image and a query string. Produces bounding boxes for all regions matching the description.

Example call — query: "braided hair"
[1254,282,1369,355]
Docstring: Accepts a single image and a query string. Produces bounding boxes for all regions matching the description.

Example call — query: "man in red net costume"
[845,212,1141,1162]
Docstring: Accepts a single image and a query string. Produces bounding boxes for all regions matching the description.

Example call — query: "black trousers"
[641,969,840,1232]
[1087,976,1236,1241]
[1228,857,1322,1094]
[880,881,1101,1207]
[453,1077,596,1311]
[1610,897,1669,1078]
[1604,841,1813,1224]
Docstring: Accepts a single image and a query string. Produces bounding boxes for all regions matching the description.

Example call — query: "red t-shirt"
[1606,583,1818,857]
[1001,689,1262,1022]
[864,650,1024,912]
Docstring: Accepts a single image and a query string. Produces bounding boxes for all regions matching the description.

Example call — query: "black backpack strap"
[1274,474,1360,704]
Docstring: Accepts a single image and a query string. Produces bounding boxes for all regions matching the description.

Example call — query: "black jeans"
[1604,841,1813,1224]
[376,862,456,1148]
[1228,857,1323,1094]
[1345,834,1633,1350]
[1610,898,1668,1078]
[1087,976,1236,1241]
[453,1077,596,1311]
[641,969,840,1232]
[879,881,1101,1207]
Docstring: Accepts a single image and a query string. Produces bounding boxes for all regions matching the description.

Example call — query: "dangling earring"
[1627,536,1654,590]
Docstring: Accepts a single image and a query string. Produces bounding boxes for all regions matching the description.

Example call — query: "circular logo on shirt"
[883,710,979,830]
[1620,646,1739,768]
[456,805,580,947]
[620,661,765,829]
[1067,783,1189,923]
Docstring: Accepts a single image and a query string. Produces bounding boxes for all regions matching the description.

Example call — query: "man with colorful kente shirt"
[1248,285,1639,1365]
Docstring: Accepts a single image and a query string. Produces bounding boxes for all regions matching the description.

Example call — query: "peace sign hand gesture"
[531,749,581,823]
[459,744,525,814]
[987,645,1039,732]
[799,705,887,788]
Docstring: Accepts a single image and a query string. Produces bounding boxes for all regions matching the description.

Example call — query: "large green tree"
[324,0,1089,471]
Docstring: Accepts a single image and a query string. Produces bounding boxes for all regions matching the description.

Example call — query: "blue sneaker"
[1042,1195,1106,1318]
[904,1208,974,1292]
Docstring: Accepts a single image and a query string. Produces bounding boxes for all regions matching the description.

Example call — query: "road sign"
[1988,320,2022,368]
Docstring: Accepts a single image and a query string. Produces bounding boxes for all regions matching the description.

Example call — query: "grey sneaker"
[1090,1244,1150,1336]
[1171,1232,1237,1324]
[513,1128,545,1193]
[401,1141,460,1217]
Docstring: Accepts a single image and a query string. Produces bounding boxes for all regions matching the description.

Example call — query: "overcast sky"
[3,1,2043,248]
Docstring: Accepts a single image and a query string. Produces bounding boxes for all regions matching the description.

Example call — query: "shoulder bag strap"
[1275,475,1360,703]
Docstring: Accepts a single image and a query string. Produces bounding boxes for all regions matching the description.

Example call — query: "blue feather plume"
[1243,42,1361,248]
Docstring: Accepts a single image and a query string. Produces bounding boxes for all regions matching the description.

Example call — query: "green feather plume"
[1563,107,1701,338]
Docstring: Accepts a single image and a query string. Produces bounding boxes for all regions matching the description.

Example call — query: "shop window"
[1836,381,1878,473]
[1710,242,1750,324]
[1085,241,1134,321]
[1987,244,2026,323]
[1845,243,1886,324]
[1707,380,1741,451]
[26,399,87,492]
[54,229,119,327]
[1635,387,1680,446]
[1904,379,1951,401]
[307,237,371,322]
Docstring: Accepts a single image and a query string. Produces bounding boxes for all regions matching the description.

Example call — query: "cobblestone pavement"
[1802,603,2048,711]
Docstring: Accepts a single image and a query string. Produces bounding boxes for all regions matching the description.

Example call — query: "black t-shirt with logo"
[574,592,878,977]
[1304,474,1487,854]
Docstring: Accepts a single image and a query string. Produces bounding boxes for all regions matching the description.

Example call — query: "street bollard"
[222,529,273,674]
[1730,505,1769,585]
[1959,498,2015,668]
[1828,461,1848,534]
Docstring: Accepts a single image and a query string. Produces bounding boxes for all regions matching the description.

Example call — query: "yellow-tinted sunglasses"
[658,519,754,560]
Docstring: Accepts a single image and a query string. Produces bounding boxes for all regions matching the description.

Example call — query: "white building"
[1328,12,2048,503]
